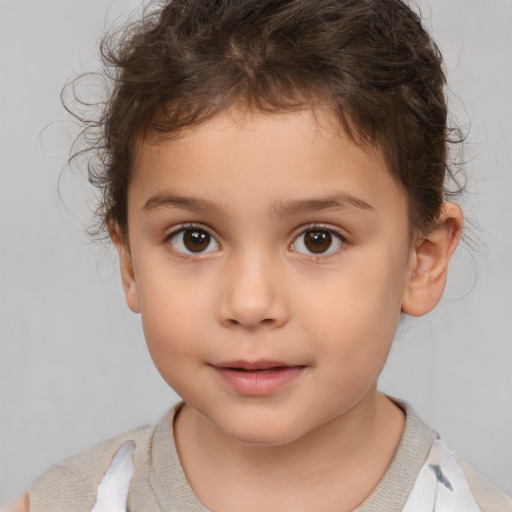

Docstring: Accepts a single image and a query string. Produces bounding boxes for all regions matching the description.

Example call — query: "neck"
[174,391,405,511]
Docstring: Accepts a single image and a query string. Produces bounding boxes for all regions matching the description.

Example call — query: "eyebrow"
[143,194,228,215]
[143,192,373,217]
[269,193,374,218]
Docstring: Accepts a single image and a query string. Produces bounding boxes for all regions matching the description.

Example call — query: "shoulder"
[402,437,512,512]
[398,400,512,512]
[456,457,512,512]
[359,398,512,512]
[399,401,512,512]
[25,423,155,512]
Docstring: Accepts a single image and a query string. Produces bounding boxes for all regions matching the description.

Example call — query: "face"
[120,108,417,445]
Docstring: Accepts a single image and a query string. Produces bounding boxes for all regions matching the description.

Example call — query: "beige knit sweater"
[9,401,512,511]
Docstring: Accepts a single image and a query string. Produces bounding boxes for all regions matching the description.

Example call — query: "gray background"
[1,0,511,503]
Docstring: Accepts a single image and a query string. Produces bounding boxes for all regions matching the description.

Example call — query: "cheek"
[299,253,407,363]
[137,276,213,374]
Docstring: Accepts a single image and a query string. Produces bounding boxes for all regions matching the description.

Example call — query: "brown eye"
[183,230,210,252]
[304,231,332,253]
[292,228,343,256]
[171,228,219,254]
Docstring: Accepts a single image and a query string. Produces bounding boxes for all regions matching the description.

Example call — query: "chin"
[218,416,307,447]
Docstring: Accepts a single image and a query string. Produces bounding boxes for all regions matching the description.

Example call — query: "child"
[9,0,512,510]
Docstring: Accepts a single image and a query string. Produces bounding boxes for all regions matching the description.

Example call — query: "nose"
[216,251,289,330]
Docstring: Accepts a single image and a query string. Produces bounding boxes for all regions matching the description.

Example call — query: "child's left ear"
[401,202,463,317]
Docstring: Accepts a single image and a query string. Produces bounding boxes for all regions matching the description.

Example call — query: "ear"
[9,493,30,512]
[109,223,141,314]
[401,202,463,317]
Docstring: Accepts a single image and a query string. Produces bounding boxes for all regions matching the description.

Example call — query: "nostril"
[226,316,277,329]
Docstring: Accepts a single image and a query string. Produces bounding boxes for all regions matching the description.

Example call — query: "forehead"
[129,108,407,222]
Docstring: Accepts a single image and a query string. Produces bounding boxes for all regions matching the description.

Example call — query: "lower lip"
[213,366,305,395]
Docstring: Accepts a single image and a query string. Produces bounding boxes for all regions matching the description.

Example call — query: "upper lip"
[212,360,300,370]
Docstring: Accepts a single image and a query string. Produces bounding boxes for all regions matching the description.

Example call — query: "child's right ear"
[109,223,141,314]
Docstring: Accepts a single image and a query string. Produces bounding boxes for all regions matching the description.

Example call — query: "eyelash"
[163,223,347,259]
[164,223,220,257]
[290,224,347,258]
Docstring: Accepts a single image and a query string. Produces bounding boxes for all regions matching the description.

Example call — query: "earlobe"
[109,223,141,314]
[401,202,463,317]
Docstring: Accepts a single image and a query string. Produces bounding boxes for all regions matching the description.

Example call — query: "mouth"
[210,360,306,395]
[213,360,300,370]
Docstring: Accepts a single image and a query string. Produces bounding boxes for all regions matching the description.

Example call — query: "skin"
[113,107,462,511]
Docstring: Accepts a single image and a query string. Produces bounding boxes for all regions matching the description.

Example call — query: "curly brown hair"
[67,0,463,238]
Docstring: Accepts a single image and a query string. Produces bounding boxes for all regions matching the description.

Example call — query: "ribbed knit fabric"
[23,400,511,512]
